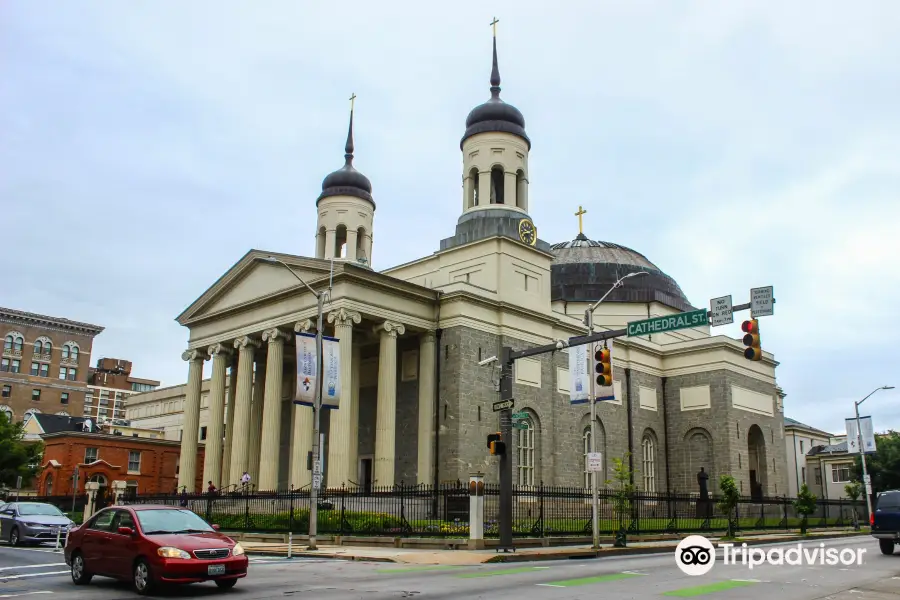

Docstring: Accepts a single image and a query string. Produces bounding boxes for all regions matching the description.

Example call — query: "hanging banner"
[569,339,616,404]
[845,416,877,454]
[294,333,341,409]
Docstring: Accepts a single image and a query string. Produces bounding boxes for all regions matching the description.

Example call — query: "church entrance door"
[359,456,373,494]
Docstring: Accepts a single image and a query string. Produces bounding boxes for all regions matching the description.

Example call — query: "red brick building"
[39,429,204,500]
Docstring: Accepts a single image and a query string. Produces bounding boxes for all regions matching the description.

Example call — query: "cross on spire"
[349,92,357,112]
[490,17,499,37]
[575,205,587,234]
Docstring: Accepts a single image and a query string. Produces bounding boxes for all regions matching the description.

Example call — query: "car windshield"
[877,492,900,510]
[135,509,214,534]
[18,503,64,516]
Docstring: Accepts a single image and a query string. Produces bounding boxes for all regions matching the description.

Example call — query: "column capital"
[233,336,261,350]
[294,319,315,333]
[373,320,405,338]
[181,348,208,362]
[208,343,233,359]
[327,308,361,328]
[420,331,437,345]
[262,328,288,343]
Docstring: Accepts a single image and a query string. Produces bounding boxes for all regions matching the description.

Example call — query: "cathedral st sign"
[626,309,709,337]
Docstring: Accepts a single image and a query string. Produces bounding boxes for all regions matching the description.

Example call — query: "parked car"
[0,502,75,546]
[64,505,248,595]
[872,489,900,555]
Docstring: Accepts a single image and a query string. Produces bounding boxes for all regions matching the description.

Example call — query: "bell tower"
[315,94,376,267]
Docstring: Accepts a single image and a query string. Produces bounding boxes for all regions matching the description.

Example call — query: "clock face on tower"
[518,219,537,246]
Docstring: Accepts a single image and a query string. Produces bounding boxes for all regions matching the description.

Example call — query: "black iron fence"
[118,483,865,538]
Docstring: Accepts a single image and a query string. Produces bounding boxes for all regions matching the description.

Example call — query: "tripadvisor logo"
[675,536,867,575]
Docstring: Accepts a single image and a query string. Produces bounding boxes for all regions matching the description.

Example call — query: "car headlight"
[231,543,245,556]
[22,522,41,528]
[157,547,191,559]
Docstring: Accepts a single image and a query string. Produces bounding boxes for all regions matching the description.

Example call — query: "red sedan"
[64,504,248,595]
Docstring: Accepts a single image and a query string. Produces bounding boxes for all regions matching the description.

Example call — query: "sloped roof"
[31,413,90,434]
[784,416,832,437]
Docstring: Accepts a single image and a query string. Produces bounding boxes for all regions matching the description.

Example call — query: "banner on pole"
[569,339,616,404]
[294,332,341,409]
[845,416,877,454]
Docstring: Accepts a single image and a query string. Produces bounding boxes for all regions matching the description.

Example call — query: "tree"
[852,431,900,493]
[0,412,43,492]
[794,483,818,535]
[844,481,862,530]
[717,475,741,539]
[605,453,635,548]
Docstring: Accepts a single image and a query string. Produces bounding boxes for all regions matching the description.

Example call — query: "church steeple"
[318,94,372,204]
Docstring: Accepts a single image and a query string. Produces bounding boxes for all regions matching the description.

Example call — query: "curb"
[243,530,867,565]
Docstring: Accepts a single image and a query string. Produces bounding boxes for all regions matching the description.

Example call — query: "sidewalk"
[239,530,868,564]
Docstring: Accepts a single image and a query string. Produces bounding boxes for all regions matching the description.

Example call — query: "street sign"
[512,422,528,430]
[750,286,774,318]
[492,399,514,412]
[863,474,871,485]
[512,412,529,420]
[586,452,603,473]
[709,295,734,327]
[626,309,709,337]
[312,473,322,489]
[15,476,22,489]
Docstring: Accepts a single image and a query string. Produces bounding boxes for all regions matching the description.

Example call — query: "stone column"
[326,308,361,487]
[248,354,267,486]
[373,320,404,486]
[222,359,238,486]
[478,169,491,205]
[468,472,485,549]
[111,480,127,506]
[290,320,314,489]
[258,328,287,491]
[417,332,436,485]
[504,171,517,206]
[202,343,231,488]
[178,349,206,491]
[229,336,259,487]
[83,482,100,523]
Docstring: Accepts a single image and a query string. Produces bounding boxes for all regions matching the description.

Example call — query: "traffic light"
[594,344,612,387]
[741,319,762,361]
[487,432,506,455]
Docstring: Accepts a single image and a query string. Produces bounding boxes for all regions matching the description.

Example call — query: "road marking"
[0,564,66,572]
[457,566,546,579]
[663,580,757,597]
[0,593,54,598]
[377,566,466,574]
[0,571,69,581]
[538,572,644,587]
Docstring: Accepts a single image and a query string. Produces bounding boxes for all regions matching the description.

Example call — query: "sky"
[2,1,898,435]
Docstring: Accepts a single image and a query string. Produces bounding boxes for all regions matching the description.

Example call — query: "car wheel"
[133,559,155,595]
[878,539,895,555]
[215,579,237,589]
[70,552,93,585]
[9,527,20,547]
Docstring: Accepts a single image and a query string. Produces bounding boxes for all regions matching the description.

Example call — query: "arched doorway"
[747,425,768,500]
[88,474,109,507]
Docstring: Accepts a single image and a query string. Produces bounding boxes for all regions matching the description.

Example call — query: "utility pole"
[854,385,895,524]
[497,346,514,551]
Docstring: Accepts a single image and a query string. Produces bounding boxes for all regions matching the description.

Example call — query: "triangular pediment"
[177,250,334,324]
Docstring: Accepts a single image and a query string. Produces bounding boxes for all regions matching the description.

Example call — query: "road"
[0,535,897,599]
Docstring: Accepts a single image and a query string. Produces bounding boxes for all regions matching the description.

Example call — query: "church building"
[171,30,788,498]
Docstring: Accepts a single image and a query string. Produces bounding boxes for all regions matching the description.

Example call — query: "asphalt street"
[0,535,897,599]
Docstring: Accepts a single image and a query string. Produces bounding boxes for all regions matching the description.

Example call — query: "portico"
[175,253,439,492]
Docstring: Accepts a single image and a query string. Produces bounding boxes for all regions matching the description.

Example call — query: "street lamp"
[583,271,648,550]
[854,385,894,524]
[261,256,331,551]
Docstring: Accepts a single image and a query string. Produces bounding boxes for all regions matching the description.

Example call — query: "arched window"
[356,227,368,264]
[89,474,107,486]
[582,429,592,489]
[490,166,505,204]
[45,474,53,496]
[316,226,326,258]
[0,404,12,423]
[44,341,52,355]
[3,335,11,351]
[642,432,657,493]
[468,167,480,207]
[517,415,536,486]
[61,345,69,359]
[13,335,23,352]
[515,169,527,210]
[71,346,78,361]
[334,224,348,258]
[33,341,43,354]
[62,342,79,361]
[56,411,69,416]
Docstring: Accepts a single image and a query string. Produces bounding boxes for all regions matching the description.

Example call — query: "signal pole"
[498,346,514,551]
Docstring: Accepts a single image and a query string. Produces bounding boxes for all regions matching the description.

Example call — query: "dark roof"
[549,233,694,312]
[807,441,848,456]
[316,108,374,207]
[31,413,90,434]
[784,417,832,437]
[460,36,530,150]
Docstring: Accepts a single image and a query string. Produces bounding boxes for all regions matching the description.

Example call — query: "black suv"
[872,490,900,555]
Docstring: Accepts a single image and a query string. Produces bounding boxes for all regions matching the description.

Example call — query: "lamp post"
[262,256,331,550]
[583,271,648,550]
[854,385,894,524]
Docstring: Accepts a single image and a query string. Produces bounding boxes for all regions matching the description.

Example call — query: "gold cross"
[349,92,356,112]
[490,17,499,37]
[575,205,587,234]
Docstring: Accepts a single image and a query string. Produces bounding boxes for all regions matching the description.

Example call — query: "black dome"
[550,233,695,312]
[316,109,374,206]
[460,37,530,150]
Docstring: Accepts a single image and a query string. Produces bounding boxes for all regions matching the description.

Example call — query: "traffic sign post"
[493,399,514,412]
[626,309,708,337]
[512,412,528,420]
[709,295,734,327]
[751,286,774,318]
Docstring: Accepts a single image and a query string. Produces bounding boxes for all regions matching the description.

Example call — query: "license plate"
[207,564,226,576]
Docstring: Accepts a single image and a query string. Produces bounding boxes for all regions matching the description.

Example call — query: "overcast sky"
[3,2,898,435]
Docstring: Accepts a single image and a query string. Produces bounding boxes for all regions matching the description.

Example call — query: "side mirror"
[117,526,134,536]
[211,524,220,531]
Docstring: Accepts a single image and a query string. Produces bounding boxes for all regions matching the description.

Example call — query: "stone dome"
[550,233,694,312]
